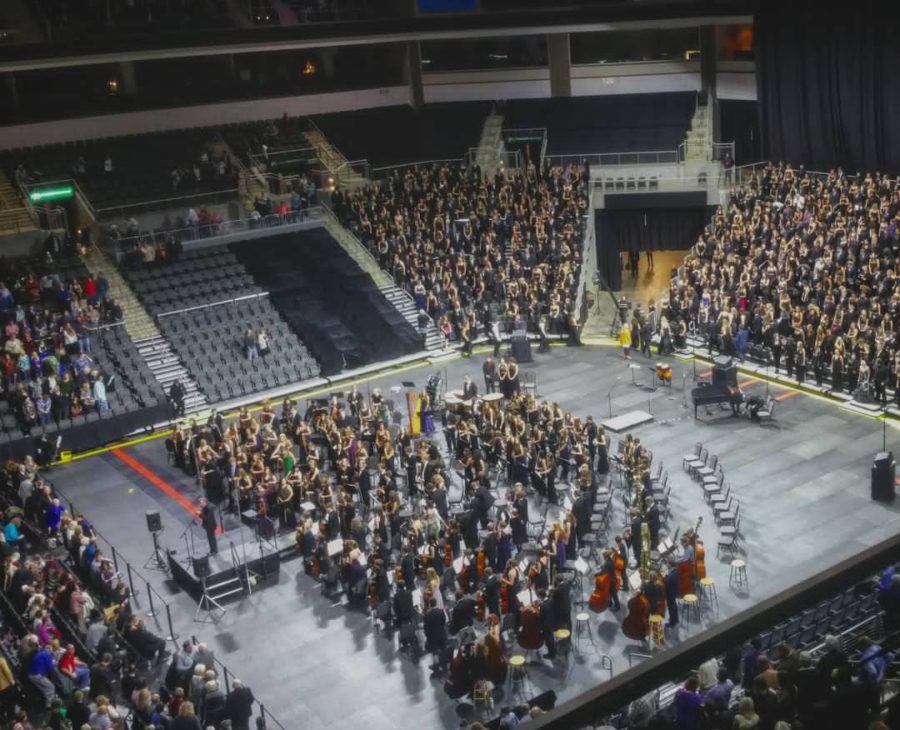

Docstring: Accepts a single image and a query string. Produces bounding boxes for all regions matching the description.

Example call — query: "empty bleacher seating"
[232,230,424,374]
[310,102,492,168]
[503,92,696,156]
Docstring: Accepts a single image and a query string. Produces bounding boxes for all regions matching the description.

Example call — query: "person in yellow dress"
[618,322,632,359]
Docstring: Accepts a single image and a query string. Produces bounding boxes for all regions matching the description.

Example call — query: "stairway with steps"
[82,246,207,410]
[303,126,369,189]
[321,208,445,352]
[0,171,35,234]
[683,103,713,162]
[475,112,505,174]
[135,336,207,411]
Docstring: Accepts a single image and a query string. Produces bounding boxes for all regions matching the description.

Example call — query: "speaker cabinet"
[192,555,211,579]
[145,510,162,533]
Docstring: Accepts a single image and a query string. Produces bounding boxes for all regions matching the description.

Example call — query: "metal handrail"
[156,291,270,319]
[94,186,240,216]
[105,207,324,260]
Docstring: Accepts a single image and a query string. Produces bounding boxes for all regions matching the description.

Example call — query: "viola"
[588,572,611,614]
[444,542,453,568]
[622,591,651,641]
[476,549,487,578]
[500,584,510,614]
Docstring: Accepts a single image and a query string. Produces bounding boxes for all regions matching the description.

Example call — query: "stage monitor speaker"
[871,454,896,503]
[192,555,211,579]
[145,510,162,533]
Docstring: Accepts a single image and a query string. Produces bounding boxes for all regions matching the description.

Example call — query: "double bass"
[678,517,704,596]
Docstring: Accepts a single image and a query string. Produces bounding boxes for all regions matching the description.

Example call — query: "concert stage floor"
[46,343,900,730]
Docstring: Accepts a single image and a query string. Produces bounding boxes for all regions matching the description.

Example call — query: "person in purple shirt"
[45,498,65,535]
[674,677,704,730]
[703,667,734,712]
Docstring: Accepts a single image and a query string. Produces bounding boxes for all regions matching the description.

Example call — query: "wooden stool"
[573,612,596,651]
[507,654,529,700]
[648,614,665,649]
[681,593,700,625]
[730,559,749,590]
[698,577,719,614]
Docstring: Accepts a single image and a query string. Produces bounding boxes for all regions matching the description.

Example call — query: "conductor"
[199,497,219,555]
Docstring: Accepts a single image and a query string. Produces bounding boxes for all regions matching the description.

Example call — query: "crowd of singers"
[332,159,589,347]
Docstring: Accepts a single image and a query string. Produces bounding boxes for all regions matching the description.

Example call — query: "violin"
[622,589,651,641]
[500,583,510,614]
[444,542,454,568]
[476,549,487,578]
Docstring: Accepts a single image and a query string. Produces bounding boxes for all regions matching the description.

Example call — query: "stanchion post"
[165,603,177,643]
[125,562,137,599]
[146,579,157,618]
[111,545,120,574]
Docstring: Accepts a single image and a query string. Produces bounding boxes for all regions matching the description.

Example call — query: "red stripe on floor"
[699,370,712,378]
[737,378,758,388]
[774,390,800,402]
[111,449,221,533]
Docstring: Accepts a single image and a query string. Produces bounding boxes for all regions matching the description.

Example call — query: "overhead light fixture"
[106,78,120,96]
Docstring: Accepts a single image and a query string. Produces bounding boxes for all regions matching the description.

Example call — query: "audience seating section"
[503,93,696,156]
[122,248,261,315]
[5,128,235,211]
[159,298,321,404]
[311,102,492,169]
[232,230,424,375]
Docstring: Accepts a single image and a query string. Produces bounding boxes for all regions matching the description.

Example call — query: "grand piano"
[691,356,744,418]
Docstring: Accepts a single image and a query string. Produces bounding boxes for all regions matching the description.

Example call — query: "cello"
[621,588,650,641]
[517,603,544,650]
[485,614,508,683]
[588,571,611,613]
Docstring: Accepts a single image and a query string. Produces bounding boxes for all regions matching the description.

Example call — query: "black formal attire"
[201,502,218,555]
[424,606,448,661]
[450,596,477,634]
[539,597,557,658]
[225,686,255,730]
[552,580,573,630]
[483,360,496,393]
[462,380,478,400]
[664,565,680,627]
[472,486,494,529]
[394,587,415,627]
[483,573,501,617]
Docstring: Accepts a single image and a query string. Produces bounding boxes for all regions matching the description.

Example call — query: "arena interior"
[2,2,900,730]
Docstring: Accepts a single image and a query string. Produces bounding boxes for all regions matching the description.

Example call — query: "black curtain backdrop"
[756,0,900,172]
[595,206,711,291]
[719,100,760,164]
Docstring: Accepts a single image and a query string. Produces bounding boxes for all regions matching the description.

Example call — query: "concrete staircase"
[0,171,35,234]
[303,126,369,189]
[134,336,207,411]
[82,246,207,410]
[683,104,713,162]
[475,113,505,175]
[83,247,158,342]
[321,210,445,352]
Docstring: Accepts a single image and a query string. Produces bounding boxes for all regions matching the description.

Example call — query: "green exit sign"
[29,185,74,202]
